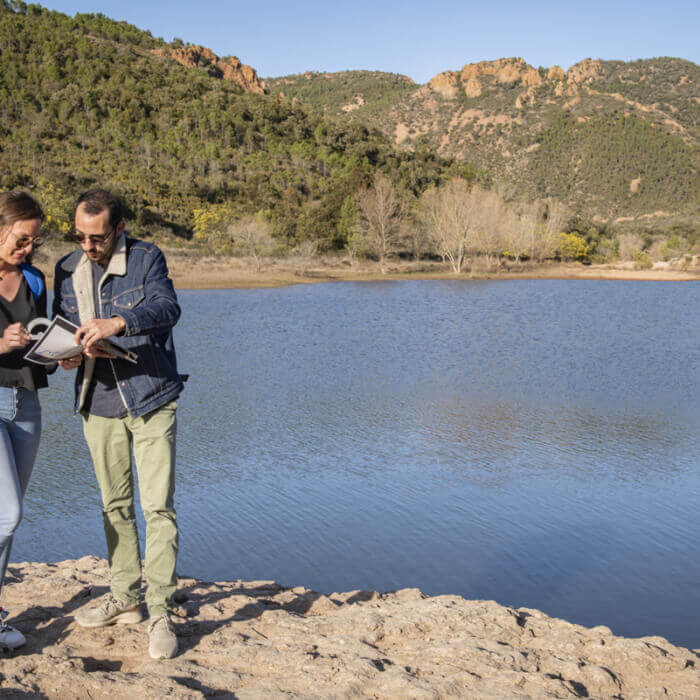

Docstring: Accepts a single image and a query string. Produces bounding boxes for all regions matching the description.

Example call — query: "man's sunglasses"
[73,227,115,246]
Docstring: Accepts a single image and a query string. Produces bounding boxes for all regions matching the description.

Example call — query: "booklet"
[24,315,137,365]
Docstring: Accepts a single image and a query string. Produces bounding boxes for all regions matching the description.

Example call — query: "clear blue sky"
[41,0,699,83]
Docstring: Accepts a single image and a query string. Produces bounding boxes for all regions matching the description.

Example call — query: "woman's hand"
[0,322,30,354]
[58,355,83,371]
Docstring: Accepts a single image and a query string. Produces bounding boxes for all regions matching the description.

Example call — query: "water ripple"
[13,280,700,648]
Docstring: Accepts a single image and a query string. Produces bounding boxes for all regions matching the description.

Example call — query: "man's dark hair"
[76,189,124,228]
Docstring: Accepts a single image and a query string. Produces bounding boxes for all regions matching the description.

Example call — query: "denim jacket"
[53,234,184,417]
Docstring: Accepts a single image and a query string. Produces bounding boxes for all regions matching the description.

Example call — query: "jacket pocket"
[112,287,145,311]
[60,294,79,316]
[58,293,79,325]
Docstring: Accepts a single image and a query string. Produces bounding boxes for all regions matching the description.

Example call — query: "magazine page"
[24,315,137,365]
[24,316,83,365]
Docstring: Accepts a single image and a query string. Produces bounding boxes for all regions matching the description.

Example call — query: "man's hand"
[75,317,126,355]
[59,355,83,370]
[0,322,30,354]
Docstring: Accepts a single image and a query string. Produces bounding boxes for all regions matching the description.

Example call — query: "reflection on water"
[422,399,695,485]
[14,280,700,648]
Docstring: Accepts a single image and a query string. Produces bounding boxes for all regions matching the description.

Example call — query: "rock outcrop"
[566,58,605,84]
[424,56,622,114]
[428,71,459,99]
[1,558,699,698]
[464,77,483,98]
[219,56,266,93]
[429,57,545,99]
[548,65,566,81]
[460,57,542,88]
[151,45,267,94]
[427,57,610,101]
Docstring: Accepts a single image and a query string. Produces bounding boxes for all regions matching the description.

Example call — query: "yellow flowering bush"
[35,178,73,239]
[192,203,238,254]
[558,232,589,262]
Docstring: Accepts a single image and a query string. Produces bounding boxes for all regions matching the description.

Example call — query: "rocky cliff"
[426,57,613,110]
[151,45,267,94]
[1,558,699,698]
[429,56,544,98]
[428,57,606,100]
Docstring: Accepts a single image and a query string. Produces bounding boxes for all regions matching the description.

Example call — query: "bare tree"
[472,188,509,270]
[506,198,569,262]
[507,202,540,263]
[539,199,568,261]
[401,214,434,262]
[352,174,403,273]
[498,207,526,262]
[419,178,495,273]
[229,216,275,272]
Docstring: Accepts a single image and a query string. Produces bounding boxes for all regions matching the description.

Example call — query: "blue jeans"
[0,387,42,599]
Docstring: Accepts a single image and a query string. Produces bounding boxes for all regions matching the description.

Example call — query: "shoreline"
[2,557,699,698]
[163,257,700,290]
[35,246,698,290]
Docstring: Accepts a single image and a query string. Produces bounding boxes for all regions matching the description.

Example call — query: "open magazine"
[24,315,137,365]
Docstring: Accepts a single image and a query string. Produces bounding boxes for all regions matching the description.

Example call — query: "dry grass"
[33,245,700,290]
[166,256,699,288]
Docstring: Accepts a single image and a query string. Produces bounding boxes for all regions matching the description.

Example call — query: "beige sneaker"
[148,614,178,659]
[74,594,143,628]
[0,607,26,649]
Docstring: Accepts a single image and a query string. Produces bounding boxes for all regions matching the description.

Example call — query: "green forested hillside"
[267,71,417,117]
[1,1,697,259]
[589,58,699,132]
[268,59,699,221]
[0,1,473,247]
[528,112,696,212]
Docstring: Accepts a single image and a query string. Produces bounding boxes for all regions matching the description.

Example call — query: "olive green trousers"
[81,401,178,617]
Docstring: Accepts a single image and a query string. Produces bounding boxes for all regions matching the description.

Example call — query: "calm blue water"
[14,280,700,648]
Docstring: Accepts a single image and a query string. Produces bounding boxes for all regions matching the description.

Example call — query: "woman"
[0,191,50,650]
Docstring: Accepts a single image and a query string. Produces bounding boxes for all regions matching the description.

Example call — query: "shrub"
[591,236,619,262]
[618,233,645,261]
[633,250,653,269]
[192,202,239,253]
[557,232,589,261]
[659,234,689,261]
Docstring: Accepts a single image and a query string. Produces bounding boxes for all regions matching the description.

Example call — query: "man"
[54,189,184,659]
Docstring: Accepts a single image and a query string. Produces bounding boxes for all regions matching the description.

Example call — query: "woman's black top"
[0,271,49,391]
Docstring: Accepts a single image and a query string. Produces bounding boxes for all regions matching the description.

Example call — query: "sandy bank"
[163,257,700,290]
[34,246,698,290]
[1,558,698,698]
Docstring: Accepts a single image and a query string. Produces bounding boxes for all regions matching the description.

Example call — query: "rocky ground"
[0,558,698,698]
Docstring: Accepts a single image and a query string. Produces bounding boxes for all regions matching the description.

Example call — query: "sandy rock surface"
[1,558,698,699]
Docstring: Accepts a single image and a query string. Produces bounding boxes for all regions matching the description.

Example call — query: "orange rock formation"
[151,45,267,94]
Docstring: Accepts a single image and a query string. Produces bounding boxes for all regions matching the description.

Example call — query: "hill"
[0,1,472,248]
[1,1,697,258]
[267,58,700,220]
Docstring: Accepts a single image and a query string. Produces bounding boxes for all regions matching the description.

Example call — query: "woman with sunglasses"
[0,190,51,650]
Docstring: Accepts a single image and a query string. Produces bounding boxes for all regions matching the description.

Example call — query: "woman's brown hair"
[0,191,45,230]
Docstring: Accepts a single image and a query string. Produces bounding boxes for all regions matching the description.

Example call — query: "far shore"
[153,255,700,289]
[35,246,699,290]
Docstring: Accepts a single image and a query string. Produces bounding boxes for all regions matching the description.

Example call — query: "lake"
[14,280,700,649]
